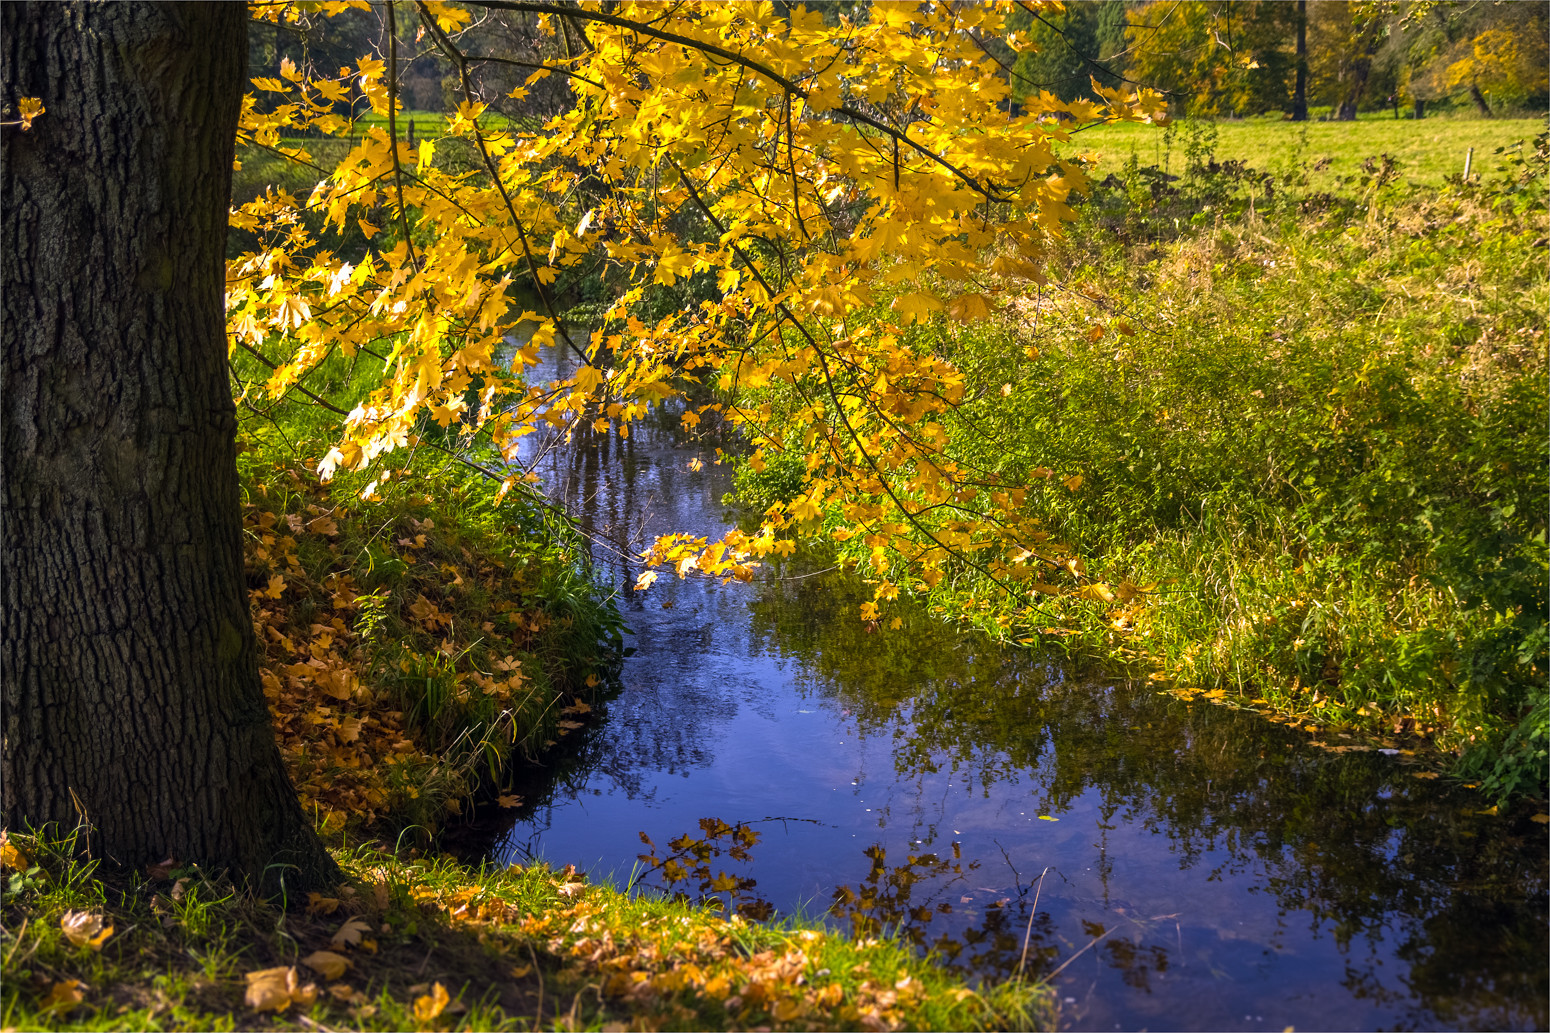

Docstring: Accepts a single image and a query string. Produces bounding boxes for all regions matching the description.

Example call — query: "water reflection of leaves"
[829,843,976,944]
[635,818,775,921]
[744,557,1549,1028]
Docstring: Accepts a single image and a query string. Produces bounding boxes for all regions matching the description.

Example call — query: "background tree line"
[253,1,1547,129]
[1013,0,1547,120]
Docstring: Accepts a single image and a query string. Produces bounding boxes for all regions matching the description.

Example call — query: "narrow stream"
[492,344,1547,1031]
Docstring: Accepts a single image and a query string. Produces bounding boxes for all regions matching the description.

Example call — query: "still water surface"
[492,348,1547,1031]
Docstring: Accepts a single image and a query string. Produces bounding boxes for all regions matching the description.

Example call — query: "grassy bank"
[1,826,1047,1031]
[2,430,1048,1030]
[1081,114,1545,188]
[736,131,1548,803]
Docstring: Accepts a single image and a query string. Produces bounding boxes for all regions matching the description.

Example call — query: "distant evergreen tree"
[1009,1,1128,102]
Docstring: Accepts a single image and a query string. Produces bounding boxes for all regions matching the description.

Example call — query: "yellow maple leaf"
[0,831,32,871]
[60,910,114,951]
[331,915,373,949]
[301,949,351,981]
[413,982,451,1023]
[245,966,314,1012]
[16,97,44,130]
[890,292,943,325]
[40,979,85,1013]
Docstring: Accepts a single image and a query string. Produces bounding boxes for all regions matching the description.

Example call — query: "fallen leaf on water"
[59,910,114,950]
[1037,815,1059,822]
[302,949,351,980]
[1532,814,1549,825]
[497,794,523,808]
[413,982,450,1023]
[40,979,85,1013]
[332,915,373,949]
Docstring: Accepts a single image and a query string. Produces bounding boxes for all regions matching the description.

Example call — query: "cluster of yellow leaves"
[5,96,44,130]
[227,1,1167,616]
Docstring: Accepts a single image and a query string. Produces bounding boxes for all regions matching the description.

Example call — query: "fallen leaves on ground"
[245,966,318,1012]
[241,461,602,837]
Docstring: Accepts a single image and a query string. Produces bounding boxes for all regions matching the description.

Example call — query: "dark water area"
[488,344,1548,1031]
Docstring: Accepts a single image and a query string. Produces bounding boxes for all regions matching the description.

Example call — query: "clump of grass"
[0,825,1054,1032]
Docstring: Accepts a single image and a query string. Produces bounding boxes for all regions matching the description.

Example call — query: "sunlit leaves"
[244,966,318,1012]
[227,1,1169,611]
[59,911,113,951]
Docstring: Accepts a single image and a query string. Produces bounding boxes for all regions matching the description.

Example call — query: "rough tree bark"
[1,1,338,892]
[1292,0,1308,122]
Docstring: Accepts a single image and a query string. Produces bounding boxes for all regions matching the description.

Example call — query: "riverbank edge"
[0,446,1057,1033]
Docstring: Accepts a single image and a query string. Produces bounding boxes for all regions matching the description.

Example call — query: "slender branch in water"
[1017,865,1055,981]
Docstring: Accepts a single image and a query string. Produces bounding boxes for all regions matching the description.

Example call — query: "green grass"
[733,132,1549,803]
[0,826,1054,1031]
[1081,114,1546,188]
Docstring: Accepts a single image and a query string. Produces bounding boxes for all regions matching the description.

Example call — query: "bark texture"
[1292,0,1308,122]
[1,2,337,891]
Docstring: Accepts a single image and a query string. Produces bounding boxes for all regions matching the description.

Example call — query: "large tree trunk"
[1292,0,1308,121]
[1,2,338,892]
[1467,80,1493,118]
[1335,26,1382,121]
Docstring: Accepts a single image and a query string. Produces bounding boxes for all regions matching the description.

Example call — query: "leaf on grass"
[1075,582,1114,603]
[306,892,342,915]
[302,950,352,980]
[60,910,114,950]
[413,981,450,1023]
[331,915,373,949]
[0,832,32,871]
[245,966,316,1012]
[329,983,368,1004]
[40,979,85,1013]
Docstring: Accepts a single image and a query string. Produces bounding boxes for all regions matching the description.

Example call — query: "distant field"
[1079,115,1545,188]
